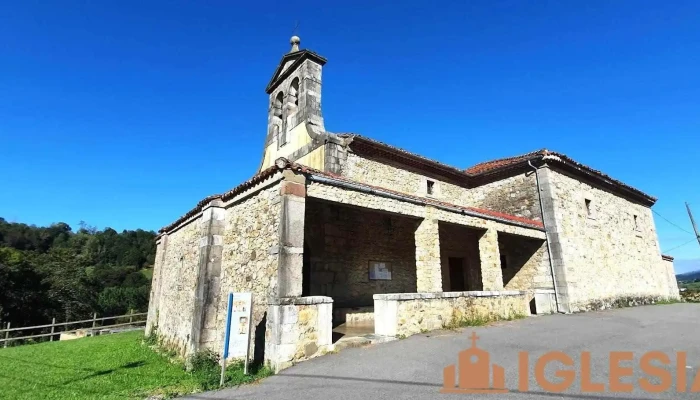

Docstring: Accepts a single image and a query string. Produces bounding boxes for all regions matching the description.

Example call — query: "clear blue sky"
[2,1,699,271]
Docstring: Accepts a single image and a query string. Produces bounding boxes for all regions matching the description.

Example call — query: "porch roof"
[158,157,545,235]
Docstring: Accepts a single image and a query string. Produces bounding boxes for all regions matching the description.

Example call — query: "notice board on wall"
[369,261,392,280]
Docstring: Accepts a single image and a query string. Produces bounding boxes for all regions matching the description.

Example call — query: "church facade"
[146,37,679,371]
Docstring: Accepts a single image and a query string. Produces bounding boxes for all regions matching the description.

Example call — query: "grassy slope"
[0,331,262,399]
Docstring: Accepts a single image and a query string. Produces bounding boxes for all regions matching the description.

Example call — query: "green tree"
[0,219,156,329]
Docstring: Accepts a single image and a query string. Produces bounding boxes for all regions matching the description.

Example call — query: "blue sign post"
[219,293,234,386]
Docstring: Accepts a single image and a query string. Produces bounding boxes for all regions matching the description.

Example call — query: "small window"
[427,180,435,195]
[500,254,508,270]
[634,215,639,231]
[585,199,592,218]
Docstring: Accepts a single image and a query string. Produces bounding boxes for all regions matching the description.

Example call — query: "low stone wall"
[374,291,529,338]
[334,306,375,326]
[533,288,558,314]
[572,294,674,312]
[265,296,333,372]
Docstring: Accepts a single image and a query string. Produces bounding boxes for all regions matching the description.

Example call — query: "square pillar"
[479,228,504,291]
[415,210,442,292]
[277,171,306,298]
[538,166,572,312]
[190,201,226,353]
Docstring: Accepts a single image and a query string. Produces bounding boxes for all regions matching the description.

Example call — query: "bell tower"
[260,36,328,170]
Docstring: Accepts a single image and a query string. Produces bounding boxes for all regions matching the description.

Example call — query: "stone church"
[146,37,679,371]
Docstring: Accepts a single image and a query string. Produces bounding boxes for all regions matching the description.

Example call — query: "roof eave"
[265,50,327,94]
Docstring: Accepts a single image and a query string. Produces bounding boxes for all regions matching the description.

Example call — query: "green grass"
[444,312,527,330]
[0,331,272,400]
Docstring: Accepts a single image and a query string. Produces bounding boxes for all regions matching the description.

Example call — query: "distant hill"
[675,259,700,281]
[677,270,700,282]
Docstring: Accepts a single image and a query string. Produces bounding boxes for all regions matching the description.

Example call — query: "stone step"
[333,336,371,351]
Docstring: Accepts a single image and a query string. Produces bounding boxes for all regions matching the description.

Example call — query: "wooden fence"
[0,312,148,348]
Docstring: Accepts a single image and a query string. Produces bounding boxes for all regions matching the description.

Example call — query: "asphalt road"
[185,303,700,400]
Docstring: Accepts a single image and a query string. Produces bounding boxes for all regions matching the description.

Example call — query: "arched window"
[275,91,287,145]
[273,91,284,120]
[289,78,299,108]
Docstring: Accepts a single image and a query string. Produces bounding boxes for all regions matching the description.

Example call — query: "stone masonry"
[545,168,680,311]
[265,296,333,372]
[478,229,504,291]
[415,209,442,292]
[147,36,679,373]
[374,291,529,338]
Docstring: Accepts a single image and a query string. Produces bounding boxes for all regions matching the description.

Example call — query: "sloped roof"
[158,158,545,234]
[465,149,548,174]
[465,149,656,205]
[265,49,327,94]
[341,134,656,206]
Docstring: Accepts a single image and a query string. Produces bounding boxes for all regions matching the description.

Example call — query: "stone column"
[189,200,226,353]
[415,208,442,292]
[265,296,333,372]
[146,234,168,336]
[277,170,306,297]
[479,228,504,291]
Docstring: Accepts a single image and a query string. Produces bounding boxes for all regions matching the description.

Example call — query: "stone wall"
[341,153,541,220]
[468,173,541,221]
[146,236,166,336]
[342,153,447,200]
[305,200,418,307]
[265,296,333,372]
[374,291,529,338]
[146,178,284,360]
[146,217,202,354]
[661,257,681,300]
[547,169,675,310]
[208,185,282,357]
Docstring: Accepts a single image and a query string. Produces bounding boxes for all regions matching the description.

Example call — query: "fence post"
[92,313,97,330]
[4,322,10,348]
[129,310,133,324]
[50,318,56,342]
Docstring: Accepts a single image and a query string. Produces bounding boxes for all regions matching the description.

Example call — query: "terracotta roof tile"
[464,149,548,174]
